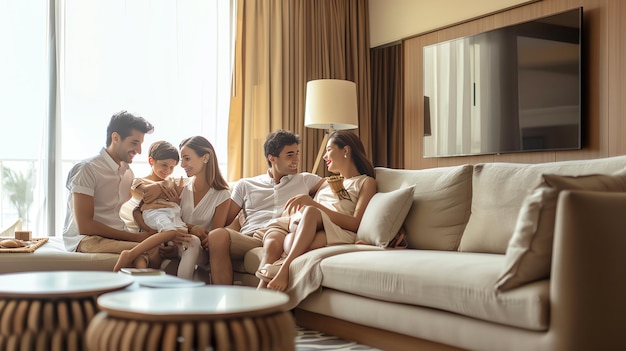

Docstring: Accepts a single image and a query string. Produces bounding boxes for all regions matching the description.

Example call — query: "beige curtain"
[228,0,371,180]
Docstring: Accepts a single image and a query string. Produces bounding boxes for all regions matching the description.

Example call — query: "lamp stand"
[310,131,329,174]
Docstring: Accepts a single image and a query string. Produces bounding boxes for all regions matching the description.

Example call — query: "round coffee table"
[0,271,134,351]
[86,286,295,351]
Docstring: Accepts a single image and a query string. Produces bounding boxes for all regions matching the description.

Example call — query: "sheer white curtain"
[1,0,235,236]
[0,0,48,233]
[55,0,235,235]
[423,38,473,157]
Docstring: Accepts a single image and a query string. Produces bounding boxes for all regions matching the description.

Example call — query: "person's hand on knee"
[159,243,178,259]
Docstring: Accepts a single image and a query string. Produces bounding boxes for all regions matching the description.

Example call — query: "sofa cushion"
[319,250,549,331]
[374,165,472,250]
[356,186,415,247]
[459,155,626,254]
[0,237,119,274]
[495,169,626,291]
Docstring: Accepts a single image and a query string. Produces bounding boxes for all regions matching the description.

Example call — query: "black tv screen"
[423,7,582,157]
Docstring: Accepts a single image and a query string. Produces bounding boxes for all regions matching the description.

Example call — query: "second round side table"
[86,286,295,351]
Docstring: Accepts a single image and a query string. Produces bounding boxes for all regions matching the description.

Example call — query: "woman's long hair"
[328,130,375,178]
[179,136,229,190]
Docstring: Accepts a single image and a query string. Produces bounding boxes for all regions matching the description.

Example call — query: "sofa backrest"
[458,155,626,254]
[375,165,473,251]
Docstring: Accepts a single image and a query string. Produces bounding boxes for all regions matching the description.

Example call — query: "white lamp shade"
[304,79,358,130]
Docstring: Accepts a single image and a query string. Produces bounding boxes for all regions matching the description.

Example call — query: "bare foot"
[113,250,134,272]
[267,265,289,292]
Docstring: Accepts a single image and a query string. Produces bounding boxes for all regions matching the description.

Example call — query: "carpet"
[295,326,382,351]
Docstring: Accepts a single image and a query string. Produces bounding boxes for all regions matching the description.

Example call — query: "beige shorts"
[77,235,139,254]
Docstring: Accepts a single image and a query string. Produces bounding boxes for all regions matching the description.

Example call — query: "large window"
[1,0,234,236]
[0,0,48,234]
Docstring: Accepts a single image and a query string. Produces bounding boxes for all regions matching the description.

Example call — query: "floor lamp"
[304,79,359,174]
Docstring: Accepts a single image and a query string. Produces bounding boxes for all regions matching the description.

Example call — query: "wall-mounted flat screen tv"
[423,7,582,157]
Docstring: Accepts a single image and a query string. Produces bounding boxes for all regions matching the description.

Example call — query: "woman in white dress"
[263,130,376,291]
[172,136,231,279]
[115,136,230,279]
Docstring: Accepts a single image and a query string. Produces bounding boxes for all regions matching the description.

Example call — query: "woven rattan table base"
[0,296,97,351]
[86,309,295,351]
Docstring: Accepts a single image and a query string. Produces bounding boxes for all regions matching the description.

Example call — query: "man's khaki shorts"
[77,235,139,254]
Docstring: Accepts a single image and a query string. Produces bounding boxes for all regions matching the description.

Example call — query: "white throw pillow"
[356,186,415,247]
[495,169,626,291]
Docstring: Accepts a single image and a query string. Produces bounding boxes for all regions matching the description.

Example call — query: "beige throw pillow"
[495,170,626,291]
[356,186,415,248]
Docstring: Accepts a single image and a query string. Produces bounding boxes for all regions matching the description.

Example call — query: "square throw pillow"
[356,186,415,248]
[495,169,626,291]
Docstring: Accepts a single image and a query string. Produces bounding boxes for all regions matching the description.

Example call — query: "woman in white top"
[161,136,231,279]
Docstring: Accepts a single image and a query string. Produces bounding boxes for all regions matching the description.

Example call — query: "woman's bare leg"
[267,207,326,291]
[257,230,286,289]
[283,233,294,254]
[113,230,177,271]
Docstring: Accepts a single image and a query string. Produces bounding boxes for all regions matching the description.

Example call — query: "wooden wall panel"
[608,0,626,156]
[402,0,626,169]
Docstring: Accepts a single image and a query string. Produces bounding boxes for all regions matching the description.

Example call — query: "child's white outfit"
[132,178,194,279]
[141,201,187,233]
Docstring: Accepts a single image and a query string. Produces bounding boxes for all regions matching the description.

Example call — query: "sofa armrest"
[550,190,626,351]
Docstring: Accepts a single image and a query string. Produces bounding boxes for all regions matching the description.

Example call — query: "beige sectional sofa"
[236,155,626,351]
[3,156,626,350]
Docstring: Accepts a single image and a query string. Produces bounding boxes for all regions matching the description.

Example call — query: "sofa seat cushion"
[0,237,119,274]
[319,250,549,331]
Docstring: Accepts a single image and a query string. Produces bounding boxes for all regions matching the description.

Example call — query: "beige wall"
[369,0,538,47]
[400,0,626,169]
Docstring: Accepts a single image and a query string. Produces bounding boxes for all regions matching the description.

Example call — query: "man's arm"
[132,203,157,234]
[73,193,150,242]
[225,199,243,227]
[309,178,325,197]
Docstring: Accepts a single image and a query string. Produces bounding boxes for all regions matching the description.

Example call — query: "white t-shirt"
[179,177,231,229]
[63,148,134,252]
[231,171,322,234]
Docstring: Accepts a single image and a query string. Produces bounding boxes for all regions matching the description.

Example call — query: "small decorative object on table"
[14,230,32,241]
[0,237,48,253]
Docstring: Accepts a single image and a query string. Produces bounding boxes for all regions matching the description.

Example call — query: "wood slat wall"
[403,0,626,169]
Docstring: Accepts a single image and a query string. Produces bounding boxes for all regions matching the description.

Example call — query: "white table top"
[97,285,290,321]
[0,271,134,298]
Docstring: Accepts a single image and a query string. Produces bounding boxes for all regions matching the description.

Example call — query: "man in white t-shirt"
[205,130,324,285]
[63,111,159,267]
